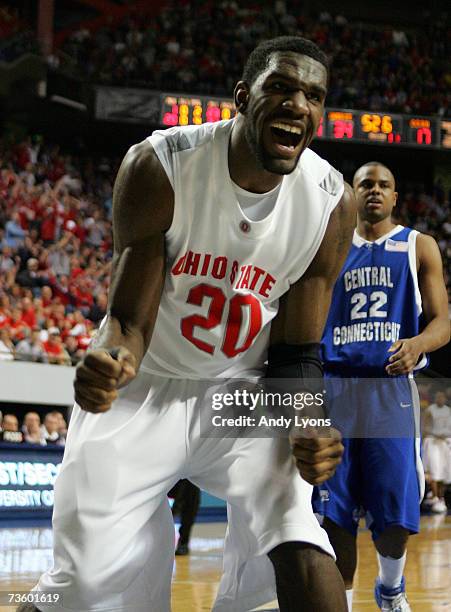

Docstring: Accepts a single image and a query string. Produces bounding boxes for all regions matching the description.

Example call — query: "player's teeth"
[271,122,301,134]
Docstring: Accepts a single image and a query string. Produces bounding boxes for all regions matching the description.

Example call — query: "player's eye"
[307,92,321,102]
[272,82,286,91]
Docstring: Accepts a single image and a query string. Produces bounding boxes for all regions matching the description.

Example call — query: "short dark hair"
[358,161,391,171]
[242,36,329,86]
[353,161,395,185]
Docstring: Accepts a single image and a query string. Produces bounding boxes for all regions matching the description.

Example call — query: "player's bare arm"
[271,183,356,344]
[386,233,449,375]
[270,183,357,484]
[74,142,174,413]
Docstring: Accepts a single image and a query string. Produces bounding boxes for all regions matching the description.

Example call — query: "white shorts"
[34,371,334,612]
[423,437,451,483]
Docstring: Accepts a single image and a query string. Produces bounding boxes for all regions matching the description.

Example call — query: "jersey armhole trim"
[408,230,427,371]
[147,134,174,189]
[407,230,422,316]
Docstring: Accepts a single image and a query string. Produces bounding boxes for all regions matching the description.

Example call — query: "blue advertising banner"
[0,444,63,521]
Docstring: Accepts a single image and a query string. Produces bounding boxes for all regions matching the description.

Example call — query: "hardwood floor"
[0,516,449,611]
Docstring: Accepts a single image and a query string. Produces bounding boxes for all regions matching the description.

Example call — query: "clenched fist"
[290,427,344,485]
[74,348,137,413]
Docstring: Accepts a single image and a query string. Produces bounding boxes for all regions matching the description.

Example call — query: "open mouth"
[269,121,303,154]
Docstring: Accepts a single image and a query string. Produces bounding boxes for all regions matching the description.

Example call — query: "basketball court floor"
[0,515,450,611]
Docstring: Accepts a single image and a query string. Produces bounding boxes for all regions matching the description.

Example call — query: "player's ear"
[393,191,398,207]
[234,81,250,114]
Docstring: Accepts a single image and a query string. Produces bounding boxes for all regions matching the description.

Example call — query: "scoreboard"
[322,110,439,147]
[160,93,450,150]
[161,94,234,126]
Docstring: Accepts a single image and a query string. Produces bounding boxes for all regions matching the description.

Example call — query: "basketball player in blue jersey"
[21,37,356,612]
[314,162,449,612]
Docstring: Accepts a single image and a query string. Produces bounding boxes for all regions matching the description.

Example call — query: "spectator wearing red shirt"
[70,277,94,313]
[51,274,72,306]
[69,255,84,279]
[40,285,53,307]
[14,139,32,170]
[40,207,57,244]
[69,310,88,336]
[21,296,36,328]
[0,295,11,329]
[8,307,29,341]
[43,327,70,365]
[72,215,87,242]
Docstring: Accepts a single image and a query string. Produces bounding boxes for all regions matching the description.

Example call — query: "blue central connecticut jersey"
[322,225,427,375]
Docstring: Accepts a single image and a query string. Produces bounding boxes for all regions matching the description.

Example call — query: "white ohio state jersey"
[141,119,344,379]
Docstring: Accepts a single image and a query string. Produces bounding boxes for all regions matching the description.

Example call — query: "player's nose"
[282,90,309,115]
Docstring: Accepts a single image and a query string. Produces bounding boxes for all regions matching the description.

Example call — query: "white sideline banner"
[0,362,75,405]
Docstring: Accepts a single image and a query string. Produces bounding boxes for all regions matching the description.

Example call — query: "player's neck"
[357,219,397,242]
[228,118,283,193]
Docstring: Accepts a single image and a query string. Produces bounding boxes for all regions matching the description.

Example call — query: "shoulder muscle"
[113,140,174,252]
[415,232,444,272]
[304,182,356,281]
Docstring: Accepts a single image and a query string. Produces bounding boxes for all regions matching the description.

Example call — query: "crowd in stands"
[0,3,39,62]
[0,136,117,364]
[0,132,449,365]
[55,0,450,117]
[0,3,22,38]
[392,183,451,300]
[0,408,67,446]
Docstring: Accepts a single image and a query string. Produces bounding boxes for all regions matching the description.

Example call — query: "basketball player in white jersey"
[423,390,451,513]
[22,37,356,612]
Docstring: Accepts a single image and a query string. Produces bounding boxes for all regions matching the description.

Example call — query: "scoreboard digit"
[161,94,236,126]
[193,104,203,125]
[357,112,403,144]
[406,117,435,146]
[205,103,221,123]
[326,111,355,140]
[316,116,325,138]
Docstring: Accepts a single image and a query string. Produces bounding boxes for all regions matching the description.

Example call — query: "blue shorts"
[312,375,424,540]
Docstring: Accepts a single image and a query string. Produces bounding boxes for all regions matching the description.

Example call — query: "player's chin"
[262,154,300,175]
[361,210,386,224]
